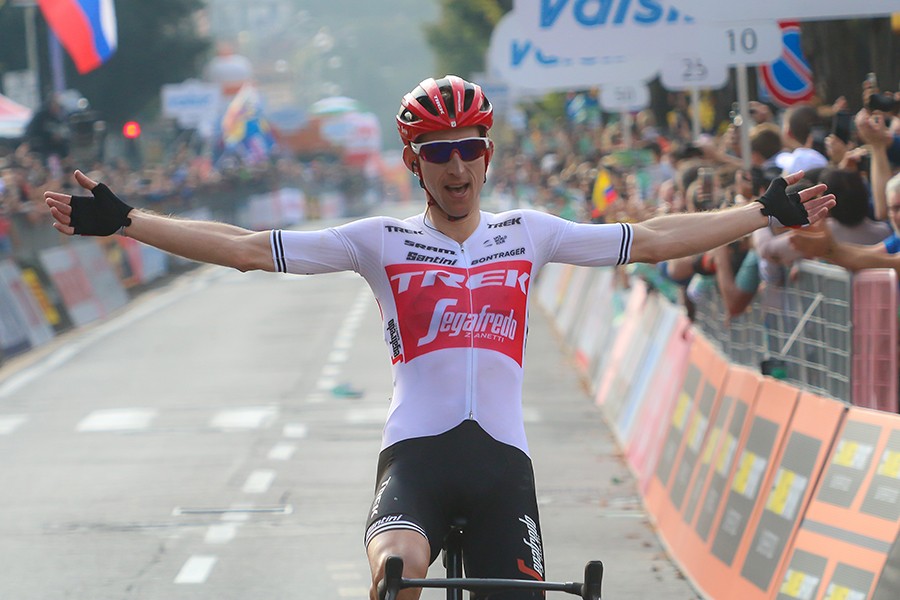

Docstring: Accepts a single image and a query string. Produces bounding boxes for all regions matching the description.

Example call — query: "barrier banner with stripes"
[778,408,900,600]
[674,377,798,599]
[624,314,693,494]
[736,393,846,598]
[572,268,620,382]
[594,279,651,408]
[556,265,594,344]
[643,336,729,525]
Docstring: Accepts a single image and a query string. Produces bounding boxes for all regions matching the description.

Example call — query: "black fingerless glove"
[69,183,134,236]
[756,177,808,227]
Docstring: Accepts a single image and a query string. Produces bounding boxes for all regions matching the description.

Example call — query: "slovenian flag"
[37,0,118,74]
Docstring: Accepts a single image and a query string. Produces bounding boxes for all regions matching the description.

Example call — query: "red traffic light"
[122,121,141,139]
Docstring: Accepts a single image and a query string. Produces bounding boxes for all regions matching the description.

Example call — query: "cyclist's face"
[415,126,488,220]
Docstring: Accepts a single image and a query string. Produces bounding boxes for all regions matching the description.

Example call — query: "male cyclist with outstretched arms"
[45,76,834,600]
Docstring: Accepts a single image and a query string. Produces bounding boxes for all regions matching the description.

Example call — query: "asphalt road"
[0,214,700,599]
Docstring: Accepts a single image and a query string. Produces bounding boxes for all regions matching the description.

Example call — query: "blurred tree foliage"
[0,0,209,126]
[425,0,512,78]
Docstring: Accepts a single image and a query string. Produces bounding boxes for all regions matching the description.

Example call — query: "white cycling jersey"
[270,209,633,455]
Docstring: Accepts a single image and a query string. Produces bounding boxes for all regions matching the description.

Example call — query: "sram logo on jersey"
[385,260,532,365]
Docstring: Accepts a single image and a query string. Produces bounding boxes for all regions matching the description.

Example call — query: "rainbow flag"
[37,0,117,74]
[591,168,619,219]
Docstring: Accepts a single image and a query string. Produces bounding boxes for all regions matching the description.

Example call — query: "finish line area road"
[0,222,699,599]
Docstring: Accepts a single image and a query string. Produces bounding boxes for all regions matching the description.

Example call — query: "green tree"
[424,0,512,78]
[0,0,209,126]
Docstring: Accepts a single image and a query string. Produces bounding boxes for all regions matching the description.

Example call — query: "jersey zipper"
[460,243,477,421]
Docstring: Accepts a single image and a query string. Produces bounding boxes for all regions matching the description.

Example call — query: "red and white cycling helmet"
[396,75,493,145]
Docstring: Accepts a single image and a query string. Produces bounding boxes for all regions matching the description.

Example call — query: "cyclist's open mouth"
[446,183,470,196]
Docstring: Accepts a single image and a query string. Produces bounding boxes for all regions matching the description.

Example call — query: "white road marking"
[242,469,276,494]
[204,523,238,544]
[346,408,387,425]
[322,364,341,377]
[210,406,278,430]
[0,415,27,434]
[174,555,217,584]
[76,409,156,432]
[267,443,296,460]
[327,349,349,363]
[316,377,338,391]
[283,423,308,438]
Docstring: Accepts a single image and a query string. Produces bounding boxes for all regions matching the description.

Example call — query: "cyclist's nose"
[446,150,465,173]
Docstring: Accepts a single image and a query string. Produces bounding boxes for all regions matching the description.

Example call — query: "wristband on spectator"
[69,183,134,236]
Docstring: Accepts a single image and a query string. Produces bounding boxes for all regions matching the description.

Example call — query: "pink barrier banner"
[0,260,54,350]
[852,269,897,413]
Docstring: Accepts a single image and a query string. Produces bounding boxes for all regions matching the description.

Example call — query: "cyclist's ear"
[402,145,418,174]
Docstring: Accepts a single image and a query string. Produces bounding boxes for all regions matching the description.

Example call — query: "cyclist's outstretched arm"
[45,170,275,272]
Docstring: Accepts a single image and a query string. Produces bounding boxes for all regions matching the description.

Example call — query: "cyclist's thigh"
[364,436,450,564]
[462,445,546,600]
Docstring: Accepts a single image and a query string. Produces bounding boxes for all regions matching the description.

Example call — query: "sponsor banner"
[556,266,594,345]
[851,269,898,413]
[734,393,846,598]
[615,301,680,443]
[72,241,129,316]
[600,289,665,428]
[594,278,648,407]
[98,237,139,288]
[778,408,900,600]
[676,377,799,600]
[572,268,622,384]
[535,262,569,316]
[20,266,63,330]
[0,265,34,358]
[625,313,693,494]
[0,259,54,350]
[138,243,168,284]
[643,336,729,526]
[39,245,105,327]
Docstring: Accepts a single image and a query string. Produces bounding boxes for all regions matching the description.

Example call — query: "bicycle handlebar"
[377,556,604,600]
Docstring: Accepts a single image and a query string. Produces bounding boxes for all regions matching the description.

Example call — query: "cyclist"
[45,76,835,600]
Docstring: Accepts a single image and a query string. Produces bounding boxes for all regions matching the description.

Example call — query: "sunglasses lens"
[417,139,488,163]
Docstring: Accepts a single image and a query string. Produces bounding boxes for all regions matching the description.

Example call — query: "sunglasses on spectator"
[409,137,492,164]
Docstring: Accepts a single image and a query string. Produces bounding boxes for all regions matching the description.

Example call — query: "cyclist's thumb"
[74,169,98,192]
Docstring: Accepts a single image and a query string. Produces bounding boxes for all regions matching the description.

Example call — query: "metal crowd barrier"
[690,260,868,405]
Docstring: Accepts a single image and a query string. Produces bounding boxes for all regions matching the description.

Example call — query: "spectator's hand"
[44,170,134,236]
[825,134,847,165]
[855,110,892,149]
[831,96,848,114]
[839,146,870,172]
[757,171,835,227]
[787,220,835,259]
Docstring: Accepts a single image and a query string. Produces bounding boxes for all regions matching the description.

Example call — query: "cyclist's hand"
[45,170,134,236]
[757,171,834,228]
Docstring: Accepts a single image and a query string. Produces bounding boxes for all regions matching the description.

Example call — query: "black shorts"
[364,420,546,596]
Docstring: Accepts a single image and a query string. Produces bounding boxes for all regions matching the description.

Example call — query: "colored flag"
[219,85,276,165]
[591,168,619,219]
[37,0,118,74]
